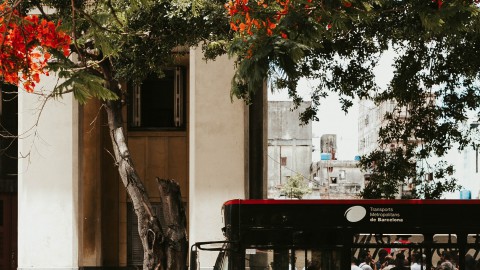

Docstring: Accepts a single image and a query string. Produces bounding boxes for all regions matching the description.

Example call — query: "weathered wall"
[79,98,121,267]
[310,160,363,199]
[18,75,80,270]
[189,47,247,268]
[268,101,312,198]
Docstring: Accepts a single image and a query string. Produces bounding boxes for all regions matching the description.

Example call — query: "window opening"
[281,157,287,166]
[128,67,186,130]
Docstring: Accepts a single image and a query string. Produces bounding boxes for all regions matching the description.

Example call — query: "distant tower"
[320,134,337,160]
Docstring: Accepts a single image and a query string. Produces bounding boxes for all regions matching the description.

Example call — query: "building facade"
[267,101,312,198]
[11,48,251,270]
[357,99,402,156]
[310,159,363,199]
[357,98,480,199]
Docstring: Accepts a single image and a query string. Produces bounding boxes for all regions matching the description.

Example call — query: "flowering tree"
[224,0,480,199]
[4,0,480,269]
[0,0,228,269]
[0,2,70,92]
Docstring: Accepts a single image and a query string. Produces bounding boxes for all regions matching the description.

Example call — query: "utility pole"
[248,83,267,199]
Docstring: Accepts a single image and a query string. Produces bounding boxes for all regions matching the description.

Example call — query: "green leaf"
[362,2,373,12]
[53,71,118,104]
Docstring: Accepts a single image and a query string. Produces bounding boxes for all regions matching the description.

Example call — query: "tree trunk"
[102,70,187,269]
[156,178,188,270]
[105,99,163,270]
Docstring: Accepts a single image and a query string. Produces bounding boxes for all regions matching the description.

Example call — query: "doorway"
[0,193,17,270]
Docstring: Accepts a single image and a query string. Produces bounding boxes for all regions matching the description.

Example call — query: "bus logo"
[345,206,367,222]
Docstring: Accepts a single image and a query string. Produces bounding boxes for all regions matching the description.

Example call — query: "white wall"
[443,147,480,199]
[17,76,79,270]
[460,148,480,199]
[189,48,246,269]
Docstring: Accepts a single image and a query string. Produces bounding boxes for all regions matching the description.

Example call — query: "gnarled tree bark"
[156,178,188,270]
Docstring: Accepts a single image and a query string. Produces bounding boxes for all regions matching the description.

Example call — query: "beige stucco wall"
[189,48,247,268]
[16,47,247,269]
[17,75,80,270]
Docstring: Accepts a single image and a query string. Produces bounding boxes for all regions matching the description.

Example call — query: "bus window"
[466,249,480,270]
[434,234,457,244]
[467,234,480,269]
[467,247,480,259]
[244,248,341,270]
[430,249,459,270]
[353,234,424,245]
[352,233,423,265]
[467,234,480,244]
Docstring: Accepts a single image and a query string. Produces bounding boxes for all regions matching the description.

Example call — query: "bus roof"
[221,199,480,246]
[224,199,480,206]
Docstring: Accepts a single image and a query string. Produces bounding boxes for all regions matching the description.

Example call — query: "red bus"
[190,199,480,270]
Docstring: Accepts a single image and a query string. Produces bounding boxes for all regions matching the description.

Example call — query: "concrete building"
[1,48,256,269]
[309,134,363,199]
[458,146,480,199]
[357,98,480,199]
[357,99,403,156]
[358,98,423,197]
[267,101,312,198]
[310,159,363,199]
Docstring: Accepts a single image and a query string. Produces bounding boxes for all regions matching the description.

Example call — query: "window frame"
[127,66,187,131]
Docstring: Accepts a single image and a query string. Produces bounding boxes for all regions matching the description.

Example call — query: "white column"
[189,48,247,269]
[17,76,79,270]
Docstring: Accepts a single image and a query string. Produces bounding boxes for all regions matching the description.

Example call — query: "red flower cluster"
[432,0,443,9]
[0,3,71,92]
[225,0,289,38]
